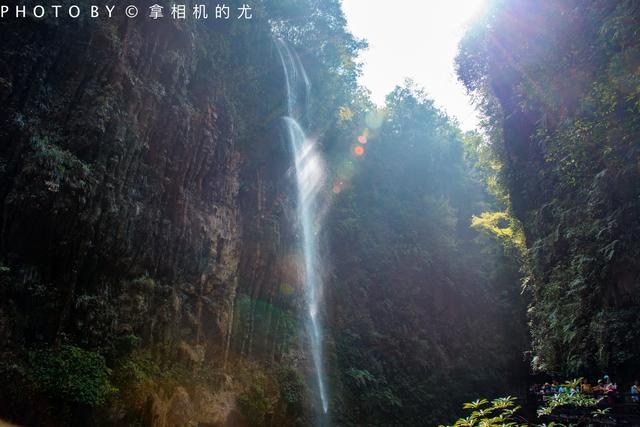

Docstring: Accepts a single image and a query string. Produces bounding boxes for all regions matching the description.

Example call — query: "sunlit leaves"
[445,390,601,427]
[592,407,610,417]
[338,105,354,123]
[538,391,603,417]
[442,395,522,427]
[471,211,525,251]
[492,396,518,409]
[464,399,489,409]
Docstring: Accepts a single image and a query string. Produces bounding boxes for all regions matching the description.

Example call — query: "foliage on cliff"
[457,0,640,376]
[325,83,527,426]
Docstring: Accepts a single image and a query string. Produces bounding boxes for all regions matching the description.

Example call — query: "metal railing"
[538,393,640,426]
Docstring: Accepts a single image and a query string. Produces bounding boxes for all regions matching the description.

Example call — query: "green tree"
[458,0,640,376]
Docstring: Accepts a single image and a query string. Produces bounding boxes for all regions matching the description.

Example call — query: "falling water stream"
[275,39,329,415]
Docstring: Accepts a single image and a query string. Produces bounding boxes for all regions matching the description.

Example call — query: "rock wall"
[0,10,283,426]
[0,10,241,353]
[0,4,341,425]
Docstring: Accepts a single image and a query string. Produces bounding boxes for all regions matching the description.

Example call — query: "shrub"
[237,385,270,425]
[27,345,116,406]
[440,380,608,427]
[278,367,305,405]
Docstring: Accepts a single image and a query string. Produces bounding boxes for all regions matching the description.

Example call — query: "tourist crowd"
[531,376,640,403]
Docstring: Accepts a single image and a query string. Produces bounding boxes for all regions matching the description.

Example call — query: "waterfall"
[275,39,329,415]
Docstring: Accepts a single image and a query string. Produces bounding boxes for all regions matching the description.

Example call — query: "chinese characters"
[149,3,252,20]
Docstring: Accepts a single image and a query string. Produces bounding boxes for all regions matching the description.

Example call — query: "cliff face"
[234,141,302,362]
[0,1,354,421]
[458,0,640,376]
[0,11,289,426]
[2,13,242,346]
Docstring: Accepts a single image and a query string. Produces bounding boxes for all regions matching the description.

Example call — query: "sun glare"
[341,0,488,131]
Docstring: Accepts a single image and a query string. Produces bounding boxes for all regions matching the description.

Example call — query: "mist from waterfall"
[275,39,329,416]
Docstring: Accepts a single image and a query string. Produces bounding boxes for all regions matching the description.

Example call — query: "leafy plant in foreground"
[439,396,525,427]
[441,379,609,427]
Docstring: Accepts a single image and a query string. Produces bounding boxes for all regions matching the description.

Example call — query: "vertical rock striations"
[0,11,267,426]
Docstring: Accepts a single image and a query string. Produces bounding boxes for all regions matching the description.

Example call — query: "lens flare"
[365,110,385,129]
[357,128,370,144]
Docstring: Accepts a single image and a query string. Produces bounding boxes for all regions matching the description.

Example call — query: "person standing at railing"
[580,378,592,394]
[631,380,640,403]
[603,375,617,393]
[601,375,618,405]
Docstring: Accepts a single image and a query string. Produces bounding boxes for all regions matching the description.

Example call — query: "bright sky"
[341,0,487,131]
